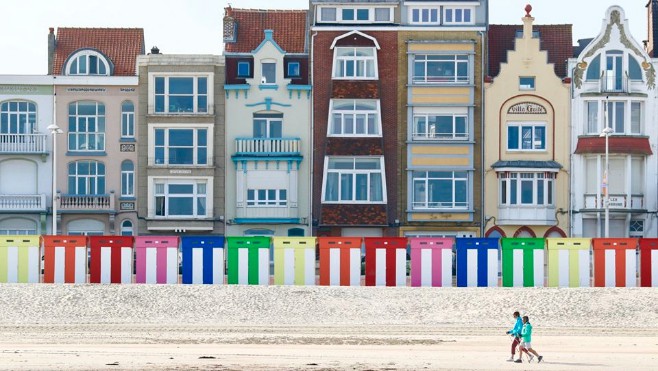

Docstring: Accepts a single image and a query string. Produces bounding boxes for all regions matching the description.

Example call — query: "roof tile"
[52,28,145,76]
[488,24,573,78]
[224,8,308,54]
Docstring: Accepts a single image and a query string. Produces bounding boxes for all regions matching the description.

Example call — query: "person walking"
[516,315,543,363]
[505,311,523,362]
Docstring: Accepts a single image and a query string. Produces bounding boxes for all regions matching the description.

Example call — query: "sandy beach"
[0,285,657,370]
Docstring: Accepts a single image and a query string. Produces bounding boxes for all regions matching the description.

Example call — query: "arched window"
[66,50,110,76]
[68,101,105,151]
[120,220,134,236]
[121,101,135,139]
[1,100,36,134]
[121,160,134,197]
[513,226,536,238]
[68,160,105,195]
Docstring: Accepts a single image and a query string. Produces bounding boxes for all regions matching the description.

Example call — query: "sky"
[0,0,649,75]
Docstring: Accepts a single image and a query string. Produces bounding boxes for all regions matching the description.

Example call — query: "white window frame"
[247,189,288,207]
[68,101,105,152]
[412,54,470,84]
[0,100,37,134]
[68,160,105,195]
[317,6,393,23]
[121,160,135,198]
[499,172,555,206]
[443,6,475,25]
[412,112,468,140]
[322,156,387,204]
[261,61,276,84]
[65,50,110,76]
[253,116,283,138]
[332,47,378,80]
[121,100,135,139]
[149,124,213,166]
[151,178,211,218]
[409,7,440,25]
[412,171,469,210]
[507,121,546,151]
[329,99,381,137]
[149,73,213,115]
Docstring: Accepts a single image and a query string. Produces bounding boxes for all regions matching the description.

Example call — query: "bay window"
[154,76,208,114]
[323,157,385,203]
[412,171,468,209]
[154,127,208,165]
[330,99,380,136]
[500,172,555,206]
[413,54,469,84]
[413,113,467,140]
[333,47,377,79]
[154,181,207,217]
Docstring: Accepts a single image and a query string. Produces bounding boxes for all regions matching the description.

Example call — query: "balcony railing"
[58,193,115,211]
[497,205,556,225]
[0,194,47,212]
[0,134,48,154]
[236,205,298,219]
[234,137,301,156]
[584,194,644,209]
[600,71,630,93]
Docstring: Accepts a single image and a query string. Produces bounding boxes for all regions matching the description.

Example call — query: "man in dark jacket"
[506,311,523,362]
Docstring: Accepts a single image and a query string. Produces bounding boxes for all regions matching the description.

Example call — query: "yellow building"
[484,7,571,238]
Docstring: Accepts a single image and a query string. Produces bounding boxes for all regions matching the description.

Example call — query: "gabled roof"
[224,7,308,54]
[51,28,145,76]
[488,24,573,78]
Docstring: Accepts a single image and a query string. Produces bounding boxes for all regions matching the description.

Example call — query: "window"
[154,128,208,165]
[444,7,473,24]
[121,101,135,139]
[586,55,601,80]
[261,62,276,84]
[607,101,624,134]
[247,189,287,206]
[410,8,439,24]
[507,122,546,150]
[1,100,36,134]
[323,157,385,203]
[120,220,133,236]
[66,50,109,76]
[121,160,134,197]
[320,7,337,22]
[342,8,369,21]
[413,113,467,140]
[374,8,391,22]
[515,30,540,38]
[155,181,207,217]
[631,102,642,134]
[629,57,643,80]
[333,47,377,79]
[154,76,208,114]
[330,100,380,136]
[519,77,535,90]
[412,171,468,209]
[605,50,623,91]
[253,115,282,138]
[413,54,469,83]
[586,101,599,134]
[68,161,105,195]
[237,61,250,77]
[68,101,105,152]
[500,172,555,206]
[287,62,300,77]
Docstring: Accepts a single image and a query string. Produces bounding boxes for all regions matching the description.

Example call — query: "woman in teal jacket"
[505,311,523,361]
[517,315,543,363]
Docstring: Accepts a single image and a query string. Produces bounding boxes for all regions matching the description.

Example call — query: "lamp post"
[47,124,63,235]
[600,126,613,238]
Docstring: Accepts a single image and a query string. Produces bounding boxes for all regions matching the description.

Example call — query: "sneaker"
[506,357,515,362]
[528,355,534,363]
[538,355,543,363]
[514,359,522,363]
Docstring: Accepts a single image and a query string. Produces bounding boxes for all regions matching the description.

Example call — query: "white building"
[569,6,658,237]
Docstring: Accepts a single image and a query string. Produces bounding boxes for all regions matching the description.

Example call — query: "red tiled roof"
[224,7,308,54]
[52,28,145,76]
[574,137,653,155]
[488,24,573,78]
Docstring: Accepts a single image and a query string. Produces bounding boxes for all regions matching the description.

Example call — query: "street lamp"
[47,124,63,235]
[599,126,613,238]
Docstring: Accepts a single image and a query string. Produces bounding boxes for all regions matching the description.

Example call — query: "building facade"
[223,8,312,237]
[49,27,143,235]
[136,52,225,235]
[569,6,658,238]
[0,76,54,235]
[397,0,488,238]
[483,9,572,238]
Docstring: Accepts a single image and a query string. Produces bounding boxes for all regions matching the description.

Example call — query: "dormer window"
[317,6,393,24]
[66,50,111,76]
[261,62,276,84]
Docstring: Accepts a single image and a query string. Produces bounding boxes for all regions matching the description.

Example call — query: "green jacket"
[521,323,532,343]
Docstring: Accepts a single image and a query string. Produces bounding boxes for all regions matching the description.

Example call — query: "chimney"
[150,46,160,54]
[47,27,56,75]
[264,29,274,41]
[648,0,658,57]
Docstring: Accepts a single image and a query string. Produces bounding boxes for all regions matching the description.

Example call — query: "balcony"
[0,194,47,212]
[234,137,301,156]
[58,193,115,212]
[0,134,48,154]
[583,194,644,210]
[235,205,299,223]
[497,205,556,225]
[598,71,641,94]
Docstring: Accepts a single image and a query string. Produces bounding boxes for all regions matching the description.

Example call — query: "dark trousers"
[511,337,520,355]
